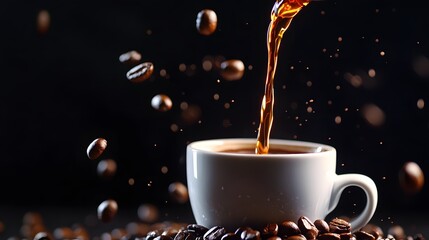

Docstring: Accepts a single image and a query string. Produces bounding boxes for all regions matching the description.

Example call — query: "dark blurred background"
[1,0,429,231]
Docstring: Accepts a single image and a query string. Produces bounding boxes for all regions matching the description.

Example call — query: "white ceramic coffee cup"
[186,138,377,231]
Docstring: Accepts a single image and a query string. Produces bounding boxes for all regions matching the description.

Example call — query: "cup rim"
[187,138,335,158]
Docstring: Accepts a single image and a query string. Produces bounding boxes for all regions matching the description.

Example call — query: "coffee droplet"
[87,138,107,160]
[37,10,50,34]
[399,161,424,194]
[196,9,217,36]
[151,94,173,112]
[220,60,245,81]
[126,62,154,83]
[119,50,142,65]
[168,182,189,204]
[97,200,118,223]
[97,159,117,178]
[137,204,159,223]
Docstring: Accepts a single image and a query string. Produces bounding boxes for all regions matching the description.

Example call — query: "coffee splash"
[256,0,310,154]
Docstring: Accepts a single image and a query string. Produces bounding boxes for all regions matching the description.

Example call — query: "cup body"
[186,138,337,229]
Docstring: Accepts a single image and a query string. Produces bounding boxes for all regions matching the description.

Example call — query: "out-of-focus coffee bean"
[234,227,252,237]
[119,51,142,65]
[285,234,306,240]
[97,199,118,223]
[314,219,329,234]
[399,162,425,194]
[279,221,301,237]
[361,224,383,239]
[53,227,75,239]
[297,216,318,240]
[220,60,245,81]
[414,234,425,240]
[319,233,341,240]
[124,235,145,240]
[175,229,197,240]
[267,237,281,240]
[168,182,189,204]
[196,9,217,36]
[203,226,226,240]
[74,226,90,240]
[262,223,278,237]
[87,138,107,160]
[154,236,174,240]
[181,104,202,125]
[23,212,44,226]
[151,94,173,112]
[340,233,355,240]
[37,10,50,34]
[138,204,159,223]
[112,228,127,240]
[126,62,154,83]
[187,224,208,236]
[127,222,150,236]
[221,233,240,240]
[407,237,414,240]
[387,226,405,240]
[241,229,261,240]
[329,218,351,234]
[34,232,51,240]
[101,232,113,240]
[354,231,375,240]
[97,159,117,178]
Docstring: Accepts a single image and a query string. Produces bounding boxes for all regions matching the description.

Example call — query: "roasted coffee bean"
[23,212,44,226]
[266,237,281,240]
[119,51,142,65]
[297,216,318,240]
[279,221,301,237]
[241,229,261,240]
[314,219,329,234]
[163,227,181,238]
[354,231,375,240]
[97,199,118,223]
[34,232,51,240]
[319,233,341,240]
[87,138,107,160]
[204,226,226,240]
[168,182,189,204]
[384,235,395,240]
[112,228,127,239]
[151,94,173,112]
[361,224,383,239]
[126,62,154,83]
[414,234,425,240]
[187,224,209,236]
[235,227,252,237]
[329,218,351,234]
[147,230,163,240]
[138,204,159,223]
[97,159,117,178]
[340,233,355,240]
[262,223,278,237]
[154,236,174,240]
[127,222,150,236]
[220,60,245,81]
[285,234,307,240]
[221,233,240,240]
[175,229,197,240]
[387,226,405,240]
[196,9,217,36]
[399,162,425,194]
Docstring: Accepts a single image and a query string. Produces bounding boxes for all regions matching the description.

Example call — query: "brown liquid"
[256,0,310,154]
[222,148,307,154]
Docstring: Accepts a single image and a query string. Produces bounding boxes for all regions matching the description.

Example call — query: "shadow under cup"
[186,138,378,231]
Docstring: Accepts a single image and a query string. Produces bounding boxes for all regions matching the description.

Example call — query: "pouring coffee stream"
[256,0,311,154]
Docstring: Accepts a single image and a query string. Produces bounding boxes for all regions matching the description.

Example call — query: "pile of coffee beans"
[2,213,426,240]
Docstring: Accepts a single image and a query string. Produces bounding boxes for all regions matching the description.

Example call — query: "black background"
[1,0,429,231]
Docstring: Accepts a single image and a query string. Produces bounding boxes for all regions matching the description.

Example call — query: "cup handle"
[328,174,378,231]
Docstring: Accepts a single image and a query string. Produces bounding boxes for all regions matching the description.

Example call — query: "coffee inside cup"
[218,144,326,154]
